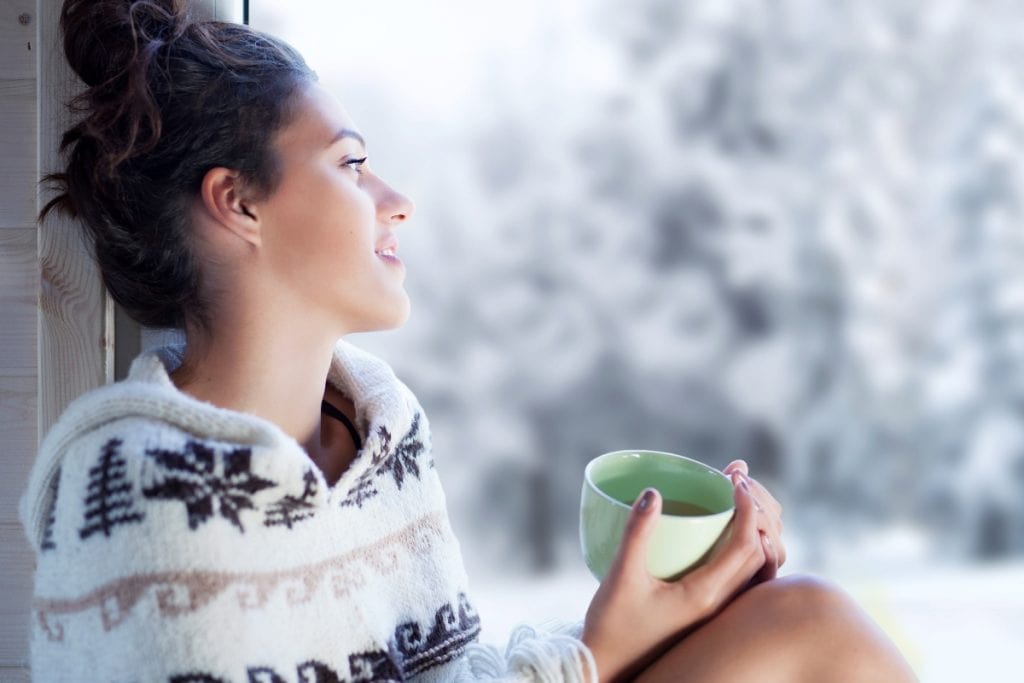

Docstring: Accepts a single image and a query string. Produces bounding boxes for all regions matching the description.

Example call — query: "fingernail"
[637,489,655,512]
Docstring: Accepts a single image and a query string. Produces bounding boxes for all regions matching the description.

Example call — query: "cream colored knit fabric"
[20,340,595,683]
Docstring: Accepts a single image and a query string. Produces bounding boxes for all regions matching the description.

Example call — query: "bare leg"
[633,575,918,683]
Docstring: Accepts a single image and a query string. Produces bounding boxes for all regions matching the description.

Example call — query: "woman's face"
[256,82,414,334]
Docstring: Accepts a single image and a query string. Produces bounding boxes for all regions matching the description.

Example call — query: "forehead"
[274,83,361,153]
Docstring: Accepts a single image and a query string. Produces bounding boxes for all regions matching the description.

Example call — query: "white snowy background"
[249,1,1024,679]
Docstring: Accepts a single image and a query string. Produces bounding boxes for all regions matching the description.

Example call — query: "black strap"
[320,400,363,451]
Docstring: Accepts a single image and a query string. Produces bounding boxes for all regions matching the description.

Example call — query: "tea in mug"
[657,498,715,517]
[598,473,716,517]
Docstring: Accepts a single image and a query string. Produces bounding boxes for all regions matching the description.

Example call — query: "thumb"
[608,487,662,580]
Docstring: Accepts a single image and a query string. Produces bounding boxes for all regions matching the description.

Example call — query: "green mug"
[580,450,735,582]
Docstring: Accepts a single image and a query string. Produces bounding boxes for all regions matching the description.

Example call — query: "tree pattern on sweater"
[340,425,393,509]
[142,440,276,532]
[382,413,426,490]
[263,468,319,529]
[342,414,432,509]
[41,472,60,551]
[79,438,145,540]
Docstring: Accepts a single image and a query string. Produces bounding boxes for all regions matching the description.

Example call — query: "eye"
[343,156,368,175]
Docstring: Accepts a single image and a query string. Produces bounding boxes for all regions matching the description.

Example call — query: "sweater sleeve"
[457,620,597,683]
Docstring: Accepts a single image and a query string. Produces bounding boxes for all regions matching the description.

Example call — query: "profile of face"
[245,82,415,335]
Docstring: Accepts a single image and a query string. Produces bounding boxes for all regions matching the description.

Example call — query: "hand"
[723,459,786,584]
[580,464,782,683]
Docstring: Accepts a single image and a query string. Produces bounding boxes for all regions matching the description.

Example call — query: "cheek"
[268,177,371,254]
[315,174,376,236]
[272,203,384,317]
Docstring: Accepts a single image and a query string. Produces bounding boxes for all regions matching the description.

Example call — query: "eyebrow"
[328,128,366,149]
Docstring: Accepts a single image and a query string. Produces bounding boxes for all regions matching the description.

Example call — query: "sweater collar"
[129,339,421,498]
[21,339,420,550]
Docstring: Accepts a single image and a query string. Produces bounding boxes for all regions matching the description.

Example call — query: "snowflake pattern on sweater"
[142,440,277,532]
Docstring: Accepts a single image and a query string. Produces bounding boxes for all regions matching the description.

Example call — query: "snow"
[469,560,1024,682]
[252,2,1024,677]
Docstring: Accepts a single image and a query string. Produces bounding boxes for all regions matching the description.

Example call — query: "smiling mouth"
[375,245,403,271]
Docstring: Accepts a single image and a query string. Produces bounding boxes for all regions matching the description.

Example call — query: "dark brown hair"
[41,0,316,331]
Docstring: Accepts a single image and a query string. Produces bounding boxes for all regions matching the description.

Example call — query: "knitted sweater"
[20,340,596,683]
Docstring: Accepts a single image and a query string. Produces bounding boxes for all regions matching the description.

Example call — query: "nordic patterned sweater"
[20,340,596,683]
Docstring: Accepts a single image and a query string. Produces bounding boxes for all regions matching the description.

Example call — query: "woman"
[21,1,918,681]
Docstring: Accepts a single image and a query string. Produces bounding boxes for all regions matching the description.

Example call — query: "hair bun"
[60,0,187,87]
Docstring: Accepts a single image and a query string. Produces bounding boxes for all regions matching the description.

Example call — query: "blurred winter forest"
[250,0,1024,579]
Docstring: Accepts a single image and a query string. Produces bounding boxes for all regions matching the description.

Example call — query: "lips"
[375,236,399,257]
[375,235,403,272]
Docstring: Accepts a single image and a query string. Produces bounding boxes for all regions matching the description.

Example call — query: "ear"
[198,167,262,247]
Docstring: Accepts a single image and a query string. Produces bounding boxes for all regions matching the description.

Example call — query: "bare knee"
[744,574,855,624]
[634,575,917,683]
[743,574,917,682]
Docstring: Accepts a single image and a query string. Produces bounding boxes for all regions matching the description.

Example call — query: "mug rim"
[583,449,734,516]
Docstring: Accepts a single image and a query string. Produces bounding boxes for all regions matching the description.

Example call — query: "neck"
[170,311,339,448]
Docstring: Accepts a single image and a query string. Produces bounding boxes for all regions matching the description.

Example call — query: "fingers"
[681,474,764,614]
[722,462,785,569]
[723,462,780,515]
[722,462,782,519]
[741,474,785,569]
[763,512,786,569]
[755,530,780,583]
[723,460,748,477]
[746,475,783,519]
[607,488,662,582]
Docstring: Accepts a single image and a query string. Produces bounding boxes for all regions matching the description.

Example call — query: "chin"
[383,304,411,330]
[354,297,411,333]
[385,293,412,328]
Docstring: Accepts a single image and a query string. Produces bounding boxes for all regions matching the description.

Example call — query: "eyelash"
[343,157,368,174]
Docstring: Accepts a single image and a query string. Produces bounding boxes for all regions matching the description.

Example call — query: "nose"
[376,177,415,226]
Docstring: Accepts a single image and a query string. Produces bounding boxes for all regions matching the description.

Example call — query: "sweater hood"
[20,338,422,552]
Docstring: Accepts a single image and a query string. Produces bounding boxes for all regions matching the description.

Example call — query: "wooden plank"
[0,524,33,667]
[0,0,36,80]
[0,373,36,521]
[0,667,31,683]
[0,0,40,675]
[38,0,113,439]
[0,229,38,376]
[195,0,245,23]
[0,80,37,229]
